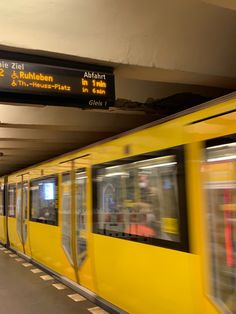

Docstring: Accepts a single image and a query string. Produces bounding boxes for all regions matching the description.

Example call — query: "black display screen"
[0,53,115,109]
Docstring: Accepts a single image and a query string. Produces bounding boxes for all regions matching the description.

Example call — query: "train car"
[0,92,236,314]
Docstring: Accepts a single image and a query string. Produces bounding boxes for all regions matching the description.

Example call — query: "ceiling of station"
[203,0,236,10]
[0,104,157,176]
[1,0,236,89]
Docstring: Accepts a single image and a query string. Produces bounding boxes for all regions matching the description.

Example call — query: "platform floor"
[0,244,108,314]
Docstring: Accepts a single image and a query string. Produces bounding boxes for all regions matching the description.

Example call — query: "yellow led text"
[19,71,54,82]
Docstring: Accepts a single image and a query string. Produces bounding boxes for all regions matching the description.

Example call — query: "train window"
[76,170,87,267]
[16,183,22,239]
[61,173,72,263]
[61,170,88,267]
[8,184,16,217]
[30,176,58,225]
[93,146,188,251]
[0,184,4,216]
[205,136,236,313]
[16,182,28,243]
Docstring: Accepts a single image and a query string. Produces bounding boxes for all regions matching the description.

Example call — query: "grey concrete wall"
[0,0,235,80]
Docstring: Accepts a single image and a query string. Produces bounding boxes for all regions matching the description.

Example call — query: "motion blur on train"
[0,93,236,314]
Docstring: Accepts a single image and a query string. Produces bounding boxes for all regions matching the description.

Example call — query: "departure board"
[0,57,115,108]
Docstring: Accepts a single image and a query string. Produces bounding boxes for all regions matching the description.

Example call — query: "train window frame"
[30,175,58,226]
[0,183,5,216]
[92,145,189,252]
[7,183,16,218]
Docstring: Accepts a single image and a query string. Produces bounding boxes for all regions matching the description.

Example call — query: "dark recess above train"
[115,93,212,116]
[0,51,115,109]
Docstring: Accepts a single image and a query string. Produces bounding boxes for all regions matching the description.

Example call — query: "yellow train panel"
[8,217,22,251]
[29,222,75,281]
[0,216,6,244]
[93,234,201,314]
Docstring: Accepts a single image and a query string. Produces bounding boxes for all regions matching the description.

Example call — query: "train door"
[16,178,31,256]
[186,110,236,314]
[61,156,94,290]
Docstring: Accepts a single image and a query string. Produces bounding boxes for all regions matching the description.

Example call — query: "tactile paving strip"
[0,244,112,314]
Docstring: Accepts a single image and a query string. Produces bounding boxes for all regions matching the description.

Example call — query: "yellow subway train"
[0,92,236,314]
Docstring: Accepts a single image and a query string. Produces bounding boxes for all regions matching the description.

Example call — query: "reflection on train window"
[62,173,72,263]
[8,184,16,217]
[205,137,236,313]
[76,170,87,267]
[16,182,28,243]
[93,150,186,248]
[62,170,88,267]
[0,184,4,216]
[30,176,57,225]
